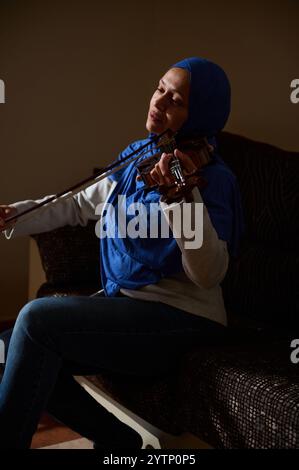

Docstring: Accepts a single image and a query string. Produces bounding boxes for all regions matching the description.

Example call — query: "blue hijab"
[100,57,244,296]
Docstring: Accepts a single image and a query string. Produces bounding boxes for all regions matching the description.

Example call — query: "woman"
[0,57,244,448]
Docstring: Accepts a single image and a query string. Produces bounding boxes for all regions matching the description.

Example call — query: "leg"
[0,296,224,448]
[0,328,141,448]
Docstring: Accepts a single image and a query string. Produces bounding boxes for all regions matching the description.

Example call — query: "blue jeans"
[0,295,224,448]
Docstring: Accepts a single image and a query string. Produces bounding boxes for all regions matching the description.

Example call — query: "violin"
[136,132,212,203]
[3,130,212,227]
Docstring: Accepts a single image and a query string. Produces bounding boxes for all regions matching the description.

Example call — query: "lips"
[150,111,163,122]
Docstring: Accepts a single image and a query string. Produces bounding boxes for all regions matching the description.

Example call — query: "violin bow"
[4,129,172,227]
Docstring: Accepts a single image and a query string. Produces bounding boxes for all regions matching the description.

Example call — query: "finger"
[150,166,163,185]
[174,149,197,173]
[152,163,170,186]
[158,153,173,185]
[154,164,165,185]
[159,153,172,176]
[201,147,211,164]
[192,147,210,167]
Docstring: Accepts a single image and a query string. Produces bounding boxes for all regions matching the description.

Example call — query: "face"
[146,67,190,134]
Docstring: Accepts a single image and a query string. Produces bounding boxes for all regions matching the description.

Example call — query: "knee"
[14,298,53,342]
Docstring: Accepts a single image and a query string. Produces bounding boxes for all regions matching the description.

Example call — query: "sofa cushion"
[88,336,299,448]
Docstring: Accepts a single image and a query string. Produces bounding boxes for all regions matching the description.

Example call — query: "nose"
[154,93,168,112]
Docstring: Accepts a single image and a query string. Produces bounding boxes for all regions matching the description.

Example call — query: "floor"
[41,438,93,449]
[31,412,85,449]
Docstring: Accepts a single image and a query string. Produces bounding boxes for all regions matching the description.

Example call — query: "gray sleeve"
[160,187,229,289]
[4,178,115,239]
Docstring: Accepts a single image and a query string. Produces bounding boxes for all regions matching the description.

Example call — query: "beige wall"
[0,0,298,320]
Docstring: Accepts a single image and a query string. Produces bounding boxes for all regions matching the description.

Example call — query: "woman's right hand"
[0,205,18,232]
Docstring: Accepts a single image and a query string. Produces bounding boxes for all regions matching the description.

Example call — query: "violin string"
[158,135,186,186]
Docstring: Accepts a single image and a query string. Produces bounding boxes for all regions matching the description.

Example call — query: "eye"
[157,87,164,93]
[172,98,183,106]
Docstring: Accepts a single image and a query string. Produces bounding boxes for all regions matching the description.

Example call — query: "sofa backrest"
[217,132,299,328]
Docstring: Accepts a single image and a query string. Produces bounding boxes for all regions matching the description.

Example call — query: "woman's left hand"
[150,149,209,186]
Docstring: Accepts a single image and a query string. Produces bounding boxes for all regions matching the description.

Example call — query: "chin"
[146,119,165,135]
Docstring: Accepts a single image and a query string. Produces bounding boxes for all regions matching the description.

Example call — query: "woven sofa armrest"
[30,220,101,297]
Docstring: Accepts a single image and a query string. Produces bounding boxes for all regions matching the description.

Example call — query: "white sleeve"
[160,187,229,289]
[4,178,115,239]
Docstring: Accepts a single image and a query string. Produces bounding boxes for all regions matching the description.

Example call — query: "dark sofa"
[32,132,299,449]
